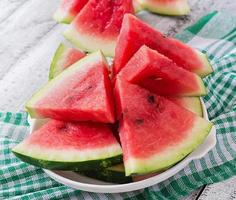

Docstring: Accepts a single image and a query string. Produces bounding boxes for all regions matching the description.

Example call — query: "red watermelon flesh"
[12,120,122,170]
[64,0,134,57]
[114,78,212,175]
[113,14,213,77]
[119,45,206,96]
[49,43,86,79]
[53,0,89,24]
[63,48,85,68]
[26,51,115,123]
[25,121,119,149]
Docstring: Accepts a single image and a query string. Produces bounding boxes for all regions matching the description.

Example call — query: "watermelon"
[80,164,132,183]
[119,45,206,97]
[12,120,122,170]
[168,97,203,117]
[26,51,115,123]
[63,0,134,57]
[113,14,213,77]
[49,43,85,79]
[133,0,143,12]
[140,0,190,16]
[114,78,213,175]
[53,0,89,24]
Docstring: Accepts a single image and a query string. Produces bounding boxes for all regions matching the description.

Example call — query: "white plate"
[28,99,216,193]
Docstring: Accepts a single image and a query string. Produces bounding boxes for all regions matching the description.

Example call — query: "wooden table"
[0,1,235,199]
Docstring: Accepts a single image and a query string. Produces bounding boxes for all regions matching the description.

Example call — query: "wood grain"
[198,177,236,200]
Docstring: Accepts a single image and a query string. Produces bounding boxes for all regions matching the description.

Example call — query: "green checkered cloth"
[1,11,236,199]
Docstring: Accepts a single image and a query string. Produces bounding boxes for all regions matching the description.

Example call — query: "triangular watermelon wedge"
[26,51,115,123]
[12,120,122,170]
[49,43,85,79]
[114,78,213,175]
[53,0,89,24]
[140,0,190,16]
[64,0,134,57]
[113,14,213,77]
[119,45,207,96]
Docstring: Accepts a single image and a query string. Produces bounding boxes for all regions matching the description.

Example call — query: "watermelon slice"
[113,14,213,77]
[140,0,190,16]
[53,0,89,24]
[119,45,206,96]
[133,0,143,12]
[80,164,132,183]
[168,97,203,117]
[26,51,115,123]
[12,120,122,170]
[49,43,85,79]
[114,78,213,175]
[63,0,134,57]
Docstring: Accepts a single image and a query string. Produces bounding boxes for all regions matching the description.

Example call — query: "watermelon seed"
[147,95,155,104]
[86,85,93,90]
[135,119,144,125]
[57,123,69,132]
[122,108,129,116]
[162,34,167,38]
[63,96,77,104]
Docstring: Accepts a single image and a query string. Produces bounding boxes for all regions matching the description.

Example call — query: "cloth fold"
[1,11,236,200]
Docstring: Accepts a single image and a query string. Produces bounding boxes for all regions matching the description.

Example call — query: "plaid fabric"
[1,11,236,200]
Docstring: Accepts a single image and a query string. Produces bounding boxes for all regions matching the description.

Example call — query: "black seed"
[58,124,68,132]
[64,96,77,104]
[162,34,167,38]
[147,95,155,104]
[135,119,144,125]
[87,85,93,90]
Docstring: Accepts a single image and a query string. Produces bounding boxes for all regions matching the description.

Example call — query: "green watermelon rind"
[79,164,132,183]
[26,51,108,118]
[12,151,122,171]
[49,43,66,80]
[169,97,203,117]
[133,0,143,13]
[53,7,74,24]
[124,117,213,176]
[185,97,203,117]
[195,51,213,77]
[139,0,190,16]
[183,75,207,96]
[63,25,116,57]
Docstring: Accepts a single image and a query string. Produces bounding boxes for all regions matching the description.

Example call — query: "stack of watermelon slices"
[53,0,190,26]
[53,0,190,57]
[53,0,139,24]
[12,13,214,184]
